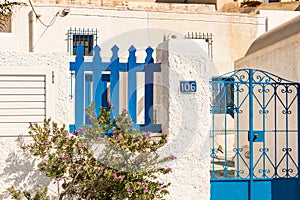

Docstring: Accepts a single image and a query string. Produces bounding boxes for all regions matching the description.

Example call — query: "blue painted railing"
[69,44,162,133]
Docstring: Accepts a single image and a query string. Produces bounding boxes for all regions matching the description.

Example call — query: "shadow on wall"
[0,136,52,199]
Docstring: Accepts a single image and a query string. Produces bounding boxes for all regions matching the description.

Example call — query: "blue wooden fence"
[69,44,162,133]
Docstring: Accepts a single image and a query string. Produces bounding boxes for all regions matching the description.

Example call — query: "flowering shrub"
[8,105,174,200]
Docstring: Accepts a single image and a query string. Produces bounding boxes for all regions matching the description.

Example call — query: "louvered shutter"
[0,75,47,135]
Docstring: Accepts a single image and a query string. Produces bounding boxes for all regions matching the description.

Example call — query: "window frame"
[68,28,98,56]
[211,77,234,118]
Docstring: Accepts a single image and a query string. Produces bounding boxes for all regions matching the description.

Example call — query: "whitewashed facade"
[0,1,300,199]
[8,2,267,73]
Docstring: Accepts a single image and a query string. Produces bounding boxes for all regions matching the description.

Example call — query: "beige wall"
[28,0,241,11]
[235,32,300,82]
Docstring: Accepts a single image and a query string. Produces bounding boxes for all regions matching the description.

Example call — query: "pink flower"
[142,183,148,189]
[62,183,67,189]
[116,136,122,141]
[143,133,151,139]
[137,182,142,185]
[39,166,44,171]
[170,155,177,160]
[58,155,69,159]
[44,141,50,146]
[99,166,105,170]
[112,174,117,179]
[72,130,78,135]
[78,127,84,133]
[126,187,132,192]
[118,175,125,179]
[144,189,148,193]
[123,110,128,114]
[167,167,172,172]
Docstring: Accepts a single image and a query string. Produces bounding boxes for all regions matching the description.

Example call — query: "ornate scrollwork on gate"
[210,69,299,180]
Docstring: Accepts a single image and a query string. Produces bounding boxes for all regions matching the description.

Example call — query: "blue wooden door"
[210,69,300,200]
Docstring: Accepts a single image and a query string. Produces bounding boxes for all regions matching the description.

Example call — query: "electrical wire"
[28,0,58,28]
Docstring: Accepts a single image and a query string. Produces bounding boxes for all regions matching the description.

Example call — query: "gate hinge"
[52,71,55,84]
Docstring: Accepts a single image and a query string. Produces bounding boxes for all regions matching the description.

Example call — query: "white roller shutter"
[0,69,54,136]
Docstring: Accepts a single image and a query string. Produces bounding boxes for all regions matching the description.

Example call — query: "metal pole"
[249,69,254,200]
[297,84,300,187]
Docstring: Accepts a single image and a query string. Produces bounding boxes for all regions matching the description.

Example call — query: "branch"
[58,171,80,200]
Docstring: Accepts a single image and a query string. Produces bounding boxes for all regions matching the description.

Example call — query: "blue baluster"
[74,44,85,130]
[127,45,138,129]
[93,45,104,117]
[141,47,162,133]
[110,45,120,117]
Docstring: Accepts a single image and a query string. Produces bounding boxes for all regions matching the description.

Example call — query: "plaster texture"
[156,39,210,200]
[0,50,69,199]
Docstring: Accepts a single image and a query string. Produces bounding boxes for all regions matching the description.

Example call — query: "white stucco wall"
[260,10,300,31]
[156,39,210,200]
[0,33,18,51]
[0,39,211,199]
[0,51,69,199]
[10,3,266,75]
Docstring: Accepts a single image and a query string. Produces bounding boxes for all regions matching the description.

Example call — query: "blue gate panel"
[271,178,299,200]
[211,179,299,200]
[252,180,271,200]
[211,180,249,200]
[210,178,300,200]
